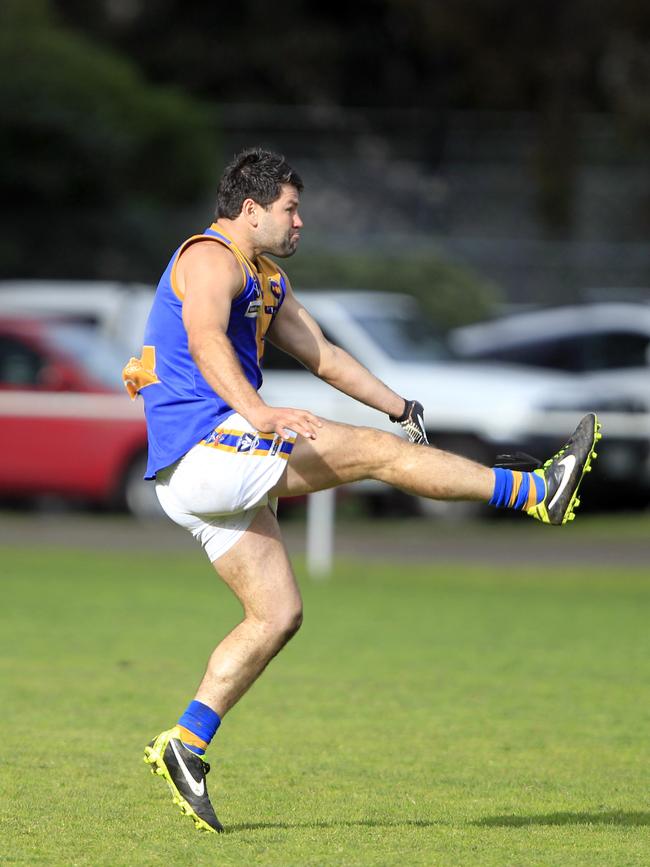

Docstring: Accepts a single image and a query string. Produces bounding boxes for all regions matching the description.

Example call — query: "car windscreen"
[47,323,126,390]
[350,309,452,362]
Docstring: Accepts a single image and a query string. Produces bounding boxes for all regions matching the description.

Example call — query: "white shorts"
[155,413,296,562]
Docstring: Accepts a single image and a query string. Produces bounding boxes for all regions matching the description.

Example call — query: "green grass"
[2,542,650,866]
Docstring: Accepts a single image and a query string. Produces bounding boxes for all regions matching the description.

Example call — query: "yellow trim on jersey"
[209,224,258,274]
[207,224,260,300]
[170,232,248,301]
[254,255,286,364]
[178,225,287,366]
[122,345,160,399]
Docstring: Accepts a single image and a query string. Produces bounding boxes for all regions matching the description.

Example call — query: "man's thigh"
[212,505,301,620]
[269,418,401,497]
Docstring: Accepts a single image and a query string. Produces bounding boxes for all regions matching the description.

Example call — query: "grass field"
[2,528,650,866]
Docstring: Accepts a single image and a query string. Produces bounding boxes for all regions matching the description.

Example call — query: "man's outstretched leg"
[271,413,601,526]
[144,506,302,833]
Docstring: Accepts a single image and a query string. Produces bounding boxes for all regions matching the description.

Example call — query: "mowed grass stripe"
[1,546,649,866]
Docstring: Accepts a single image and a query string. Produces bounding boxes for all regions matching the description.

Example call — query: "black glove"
[390,399,429,445]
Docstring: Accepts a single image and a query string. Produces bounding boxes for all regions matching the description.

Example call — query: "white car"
[262,291,645,512]
[0,280,571,456]
[262,291,576,456]
[2,282,645,509]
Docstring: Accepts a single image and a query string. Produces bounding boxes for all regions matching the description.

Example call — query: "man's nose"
[294,213,303,228]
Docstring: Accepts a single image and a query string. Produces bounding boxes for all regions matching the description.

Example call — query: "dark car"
[451,303,650,507]
[450,302,650,374]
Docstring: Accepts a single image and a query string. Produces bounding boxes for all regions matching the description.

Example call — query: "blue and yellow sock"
[489,468,545,511]
[177,700,221,756]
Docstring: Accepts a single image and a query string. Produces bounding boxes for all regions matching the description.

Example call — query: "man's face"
[256,184,303,258]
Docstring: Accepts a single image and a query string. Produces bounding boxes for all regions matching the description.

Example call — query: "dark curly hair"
[215,148,303,219]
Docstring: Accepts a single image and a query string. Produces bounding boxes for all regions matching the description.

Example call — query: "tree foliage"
[4,0,648,278]
[50,0,649,240]
[52,0,650,123]
[0,0,219,277]
[288,248,500,328]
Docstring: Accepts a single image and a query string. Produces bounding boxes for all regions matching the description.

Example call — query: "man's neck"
[213,219,257,262]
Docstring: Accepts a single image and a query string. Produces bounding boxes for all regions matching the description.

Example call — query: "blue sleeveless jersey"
[139,224,288,478]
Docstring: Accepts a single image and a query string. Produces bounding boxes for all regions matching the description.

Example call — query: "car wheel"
[122,453,164,518]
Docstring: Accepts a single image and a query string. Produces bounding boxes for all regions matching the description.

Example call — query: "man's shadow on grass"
[228,819,441,833]
[473,811,650,828]
[230,813,650,833]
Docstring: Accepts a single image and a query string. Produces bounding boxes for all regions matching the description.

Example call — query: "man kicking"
[123,147,600,833]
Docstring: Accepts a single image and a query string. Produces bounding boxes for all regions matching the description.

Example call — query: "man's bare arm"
[268,284,406,419]
[179,243,321,440]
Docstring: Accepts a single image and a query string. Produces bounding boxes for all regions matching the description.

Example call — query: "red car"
[0,317,157,515]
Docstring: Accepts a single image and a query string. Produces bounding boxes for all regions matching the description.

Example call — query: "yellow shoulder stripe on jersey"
[206,224,258,300]
[170,232,247,301]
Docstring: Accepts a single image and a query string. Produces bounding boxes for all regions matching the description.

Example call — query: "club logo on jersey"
[269,277,283,300]
[237,432,259,453]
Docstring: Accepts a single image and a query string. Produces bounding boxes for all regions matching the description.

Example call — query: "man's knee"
[354,425,403,474]
[259,600,303,647]
[276,603,303,643]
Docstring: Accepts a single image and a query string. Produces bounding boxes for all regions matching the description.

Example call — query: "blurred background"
[1,0,649,526]
[4,10,650,859]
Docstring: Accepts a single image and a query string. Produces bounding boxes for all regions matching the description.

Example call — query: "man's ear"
[242,198,259,227]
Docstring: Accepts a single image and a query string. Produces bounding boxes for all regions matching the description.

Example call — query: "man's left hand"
[390,399,429,445]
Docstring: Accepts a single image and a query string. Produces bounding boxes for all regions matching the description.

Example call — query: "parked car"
[0,279,153,357]
[449,302,650,374]
[449,302,650,505]
[262,291,575,455]
[1,281,575,465]
[3,284,647,512]
[261,291,650,510]
[0,317,158,516]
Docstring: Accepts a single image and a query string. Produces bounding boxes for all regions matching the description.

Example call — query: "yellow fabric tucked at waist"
[122,346,159,400]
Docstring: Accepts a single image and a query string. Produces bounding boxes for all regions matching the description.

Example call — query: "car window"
[350,311,452,362]
[0,335,45,385]
[480,338,584,371]
[46,323,124,389]
[474,331,650,372]
[585,332,650,369]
